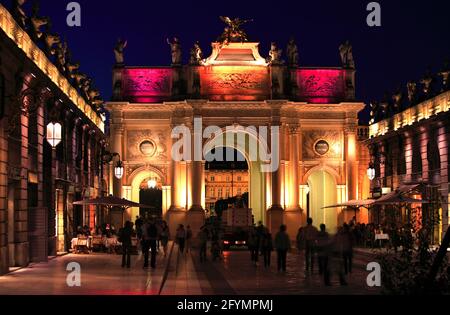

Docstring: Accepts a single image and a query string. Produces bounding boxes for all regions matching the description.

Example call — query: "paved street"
[0,244,381,295]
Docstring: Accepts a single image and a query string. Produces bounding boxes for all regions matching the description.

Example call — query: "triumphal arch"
[106,19,370,237]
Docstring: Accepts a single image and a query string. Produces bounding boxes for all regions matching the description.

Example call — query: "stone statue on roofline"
[114,38,127,65]
[420,69,433,94]
[268,42,284,65]
[339,40,355,69]
[392,88,403,113]
[30,1,49,41]
[407,81,417,103]
[12,0,27,29]
[287,37,299,67]
[218,16,253,45]
[189,41,203,65]
[167,37,182,66]
[439,60,450,91]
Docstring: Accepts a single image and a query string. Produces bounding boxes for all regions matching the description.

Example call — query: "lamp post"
[102,151,124,180]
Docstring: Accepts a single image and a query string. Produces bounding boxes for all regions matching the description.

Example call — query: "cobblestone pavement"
[0,251,168,295]
[0,246,381,295]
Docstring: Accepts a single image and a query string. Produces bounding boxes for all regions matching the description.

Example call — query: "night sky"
[4,0,450,123]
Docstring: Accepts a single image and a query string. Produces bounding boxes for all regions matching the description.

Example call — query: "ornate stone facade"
[107,37,369,239]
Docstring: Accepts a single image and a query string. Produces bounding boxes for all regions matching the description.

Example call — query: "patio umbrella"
[322,199,377,220]
[322,199,376,209]
[373,194,429,206]
[73,195,152,209]
[73,196,153,226]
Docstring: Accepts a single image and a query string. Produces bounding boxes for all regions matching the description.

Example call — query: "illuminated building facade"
[205,169,249,213]
[0,4,107,275]
[368,76,450,241]
[107,29,370,238]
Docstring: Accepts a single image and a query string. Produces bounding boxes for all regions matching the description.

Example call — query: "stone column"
[438,123,449,239]
[267,115,284,234]
[15,110,30,265]
[283,124,302,237]
[0,119,8,275]
[167,125,187,239]
[404,131,413,183]
[419,126,430,183]
[345,122,358,201]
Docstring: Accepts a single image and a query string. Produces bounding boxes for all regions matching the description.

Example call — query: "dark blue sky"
[5,0,450,122]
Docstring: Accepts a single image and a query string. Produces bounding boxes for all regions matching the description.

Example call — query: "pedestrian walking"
[341,223,354,275]
[119,221,134,269]
[147,219,159,269]
[330,227,348,286]
[247,227,259,266]
[176,224,187,254]
[261,228,273,268]
[186,225,193,253]
[303,218,319,274]
[316,224,331,286]
[198,226,209,263]
[274,225,291,272]
[160,221,170,257]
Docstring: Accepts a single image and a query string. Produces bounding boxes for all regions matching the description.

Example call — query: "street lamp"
[102,151,124,180]
[367,163,376,181]
[46,122,62,148]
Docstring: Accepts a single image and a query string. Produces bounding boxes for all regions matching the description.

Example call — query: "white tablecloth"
[71,237,93,249]
[375,234,390,241]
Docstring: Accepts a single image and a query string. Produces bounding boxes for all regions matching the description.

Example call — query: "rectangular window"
[218,188,223,198]
[210,176,215,182]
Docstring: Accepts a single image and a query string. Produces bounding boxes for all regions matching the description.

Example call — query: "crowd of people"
[296,218,354,286]
[118,216,171,269]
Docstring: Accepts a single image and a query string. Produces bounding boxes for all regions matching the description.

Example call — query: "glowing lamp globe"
[46,122,62,148]
[148,178,157,189]
[367,166,376,181]
[114,161,124,180]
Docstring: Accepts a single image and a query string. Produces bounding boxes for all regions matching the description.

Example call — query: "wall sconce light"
[46,122,62,148]
[367,163,376,181]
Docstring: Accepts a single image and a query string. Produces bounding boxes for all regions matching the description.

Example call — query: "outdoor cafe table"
[375,234,390,247]
[71,236,93,251]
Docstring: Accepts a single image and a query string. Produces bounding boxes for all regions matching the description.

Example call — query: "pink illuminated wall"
[296,69,346,104]
[122,68,172,103]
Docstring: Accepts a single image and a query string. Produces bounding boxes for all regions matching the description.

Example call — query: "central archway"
[203,128,268,225]
[307,170,338,233]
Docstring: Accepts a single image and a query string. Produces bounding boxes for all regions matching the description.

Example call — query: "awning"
[322,199,376,209]
[374,195,429,205]
[397,184,421,194]
[73,196,152,209]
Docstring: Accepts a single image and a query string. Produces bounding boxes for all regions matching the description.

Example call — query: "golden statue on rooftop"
[219,16,253,45]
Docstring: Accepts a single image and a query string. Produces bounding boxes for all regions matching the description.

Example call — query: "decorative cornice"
[370,91,450,138]
[0,4,104,132]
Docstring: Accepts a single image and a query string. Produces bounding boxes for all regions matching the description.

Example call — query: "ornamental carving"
[122,69,172,99]
[200,66,270,100]
[126,130,169,161]
[296,69,345,103]
[302,130,342,160]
